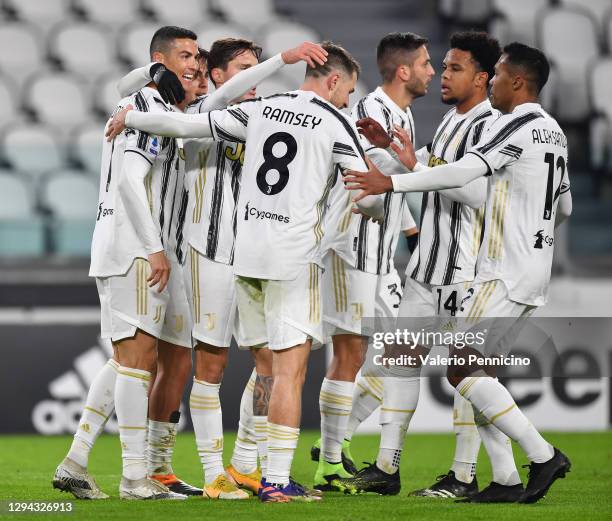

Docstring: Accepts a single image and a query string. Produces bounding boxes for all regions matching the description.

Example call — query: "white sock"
[376,376,419,474]
[67,359,118,468]
[474,406,521,486]
[266,422,299,487]
[254,415,268,478]
[230,369,258,475]
[147,419,178,476]
[451,390,480,483]
[458,376,554,463]
[319,378,354,463]
[190,379,225,484]
[345,375,382,441]
[115,366,151,480]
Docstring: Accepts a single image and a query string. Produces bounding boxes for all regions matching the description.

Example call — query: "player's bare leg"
[53,346,119,499]
[227,347,272,494]
[147,340,201,495]
[190,344,248,499]
[114,330,185,500]
[314,334,366,492]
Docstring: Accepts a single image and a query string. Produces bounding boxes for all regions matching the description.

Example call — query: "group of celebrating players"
[51,21,572,505]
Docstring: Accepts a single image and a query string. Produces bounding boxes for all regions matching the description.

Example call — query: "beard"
[441,95,458,105]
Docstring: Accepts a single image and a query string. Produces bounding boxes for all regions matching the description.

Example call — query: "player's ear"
[151,51,165,65]
[512,74,524,92]
[210,67,223,86]
[475,71,488,89]
[397,64,410,82]
[327,72,340,92]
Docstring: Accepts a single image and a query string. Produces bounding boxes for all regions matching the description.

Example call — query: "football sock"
[230,369,258,475]
[474,406,521,486]
[458,376,554,463]
[266,422,299,487]
[115,366,150,481]
[147,416,178,475]
[67,358,118,468]
[376,376,419,474]
[190,379,225,484]
[319,378,354,463]
[450,390,480,483]
[254,415,268,478]
[345,375,382,441]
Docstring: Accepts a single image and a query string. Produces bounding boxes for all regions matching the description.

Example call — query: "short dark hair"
[376,32,429,83]
[449,31,501,80]
[207,38,262,85]
[502,42,550,93]
[149,26,198,58]
[304,41,361,79]
[197,47,209,64]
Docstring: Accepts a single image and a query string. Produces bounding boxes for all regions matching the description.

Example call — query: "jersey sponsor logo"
[261,106,322,130]
[243,201,290,223]
[224,142,245,165]
[533,230,554,249]
[96,203,113,221]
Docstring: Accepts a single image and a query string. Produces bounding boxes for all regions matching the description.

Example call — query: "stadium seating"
[49,22,115,77]
[0,171,45,256]
[559,0,612,38]
[195,22,254,50]
[437,0,493,26]
[607,10,612,51]
[212,0,280,31]
[0,23,44,89]
[490,0,550,46]
[1,124,65,177]
[3,0,69,35]
[42,172,98,255]
[0,75,18,123]
[72,122,106,175]
[260,22,320,60]
[539,7,600,123]
[74,0,142,26]
[25,72,90,128]
[589,57,612,172]
[118,22,164,68]
[142,0,207,25]
[254,74,294,98]
[95,70,127,118]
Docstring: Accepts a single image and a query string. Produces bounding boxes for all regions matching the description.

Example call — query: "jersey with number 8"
[206,90,368,280]
[467,102,570,306]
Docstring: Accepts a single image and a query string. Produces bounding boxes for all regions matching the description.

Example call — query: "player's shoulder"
[126,87,172,113]
[186,94,209,114]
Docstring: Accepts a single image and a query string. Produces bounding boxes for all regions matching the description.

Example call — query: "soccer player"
[345,42,573,504]
[116,39,328,499]
[348,31,505,498]
[55,26,202,501]
[107,41,377,502]
[313,32,432,494]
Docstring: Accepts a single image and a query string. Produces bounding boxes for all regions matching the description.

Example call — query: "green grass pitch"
[1,431,610,520]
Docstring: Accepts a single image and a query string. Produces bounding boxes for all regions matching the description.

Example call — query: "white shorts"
[397,277,472,347]
[454,279,537,356]
[322,251,378,337]
[185,246,244,348]
[374,269,403,320]
[235,263,324,351]
[96,257,193,348]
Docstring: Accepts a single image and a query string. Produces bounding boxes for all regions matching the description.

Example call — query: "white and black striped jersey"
[408,99,495,286]
[341,86,417,275]
[182,95,243,266]
[90,87,182,277]
[206,90,368,280]
[468,102,570,306]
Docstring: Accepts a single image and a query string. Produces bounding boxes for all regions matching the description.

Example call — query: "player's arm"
[344,153,488,200]
[117,147,170,292]
[555,169,572,227]
[199,42,327,112]
[117,63,185,104]
[400,199,419,253]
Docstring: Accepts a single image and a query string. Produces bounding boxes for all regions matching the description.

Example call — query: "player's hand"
[356,117,392,148]
[351,206,383,224]
[344,159,393,202]
[105,105,133,141]
[391,124,417,170]
[150,62,185,105]
[147,250,171,293]
[281,41,328,68]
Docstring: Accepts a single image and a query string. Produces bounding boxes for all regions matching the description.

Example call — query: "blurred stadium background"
[0,0,610,436]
